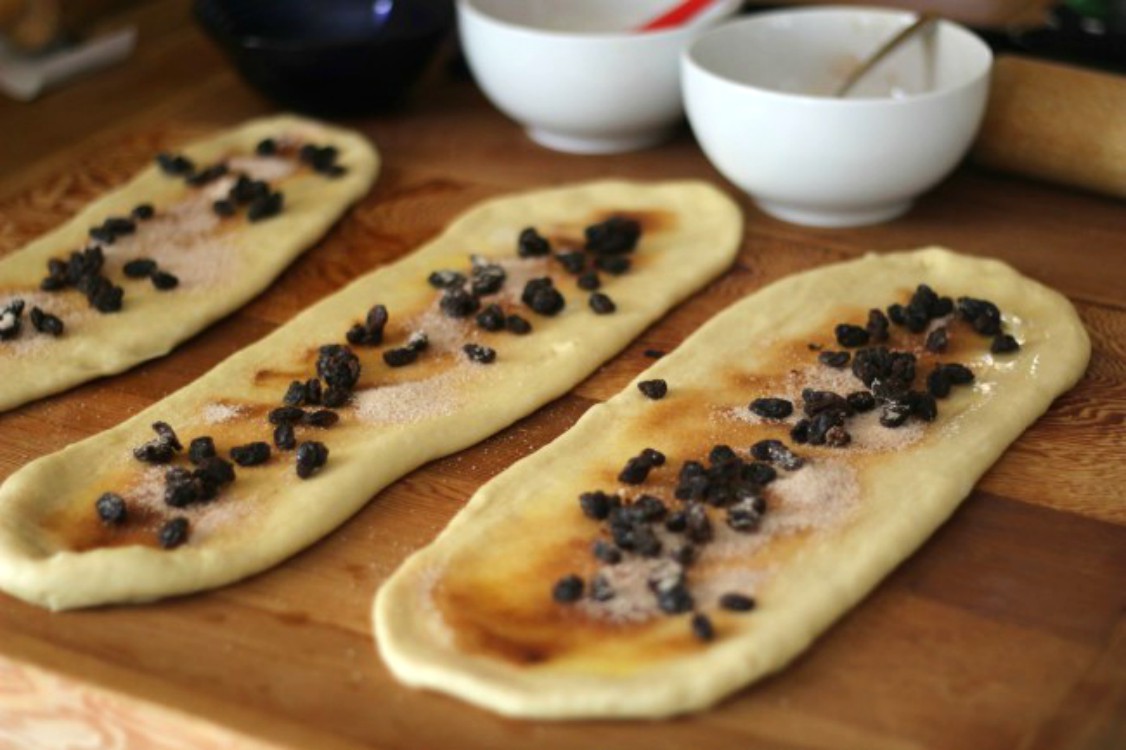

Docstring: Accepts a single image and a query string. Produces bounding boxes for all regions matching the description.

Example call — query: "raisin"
[213,199,237,217]
[991,334,1020,354]
[505,314,532,334]
[29,307,63,336]
[595,255,630,275]
[706,445,735,465]
[618,457,653,485]
[286,382,308,405]
[944,363,975,384]
[749,398,793,419]
[152,421,182,451]
[632,495,667,521]
[641,448,666,466]
[188,436,216,464]
[522,278,565,316]
[164,467,198,508]
[554,251,586,274]
[255,138,277,155]
[132,204,155,220]
[158,517,190,549]
[957,297,1002,336]
[907,391,938,421]
[304,378,323,405]
[741,462,777,486]
[665,511,687,533]
[90,282,124,313]
[807,410,846,446]
[463,343,496,364]
[577,271,601,291]
[592,540,622,564]
[579,490,615,520]
[439,288,479,318]
[229,176,269,204]
[818,350,850,368]
[588,574,615,601]
[186,163,229,186]
[749,439,804,471]
[269,406,306,425]
[322,387,350,408]
[303,409,339,428]
[0,300,22,340]
[517,228,551,257]
[801,389,850,418]
[726,495,766,532]
[427,270,465,289]
[925,326,948,353]
[720,593,757,612]
[657,576,689,612]
[880,401,912,428]
[790,419,810,444]
[637,379,667,400]
[470,263,506,296]
[151,271,179,290]
[927,367,952,398]
[123,259,157,278]
[274,422,296,451]
[95,492,127,525]
[689,613,715,641]
[346,304,388,346]
[835,323,870,348]
[247,191,284,222]
[475,304,506,331]
[133,440,175,464]
[585,216,641,255]
[230,442,271,466]
[194,456,235,487]
[552,575,583,603]
[156,153,194,176]
[383,347,418,367]
[887,303,907,325]
[295,441,329,478]
[589,292,616,314]
[316,345,360,390]
[684,502,712,544]
[846,391,877,412]
[867,309,890,343]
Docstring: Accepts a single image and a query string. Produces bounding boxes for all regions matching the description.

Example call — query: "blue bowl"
[194,0,454,115]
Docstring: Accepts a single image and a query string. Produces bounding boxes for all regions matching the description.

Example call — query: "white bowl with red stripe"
[458,0,742,154]
[683,8,993,227]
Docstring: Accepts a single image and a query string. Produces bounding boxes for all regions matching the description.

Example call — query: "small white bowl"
[458,0,742,154]
[682,8,993,227]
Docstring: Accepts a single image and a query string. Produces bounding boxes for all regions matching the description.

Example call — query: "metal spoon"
[834,12,938,98]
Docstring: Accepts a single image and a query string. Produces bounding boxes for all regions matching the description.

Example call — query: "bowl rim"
[458,0,743,43]
[682,6,994,108]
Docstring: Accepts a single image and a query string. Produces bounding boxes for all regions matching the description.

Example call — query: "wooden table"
[2,2,1124,748]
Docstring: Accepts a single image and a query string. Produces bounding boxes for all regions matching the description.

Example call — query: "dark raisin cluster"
[299,143,348,177]
[887,284,954,333]
[556,441,774,640]
[40,246,123,313]
[110,421,244,548]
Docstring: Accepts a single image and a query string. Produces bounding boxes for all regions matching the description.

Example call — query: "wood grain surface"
[1,2,1125,749]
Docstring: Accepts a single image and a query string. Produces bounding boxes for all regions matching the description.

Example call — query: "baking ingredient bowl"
[458,0,742,154]
[682,8,993,227]
[194,0,454,116]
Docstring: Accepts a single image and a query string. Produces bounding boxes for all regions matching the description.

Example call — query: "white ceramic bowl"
[682,8,993,227]
[458,0,742,154]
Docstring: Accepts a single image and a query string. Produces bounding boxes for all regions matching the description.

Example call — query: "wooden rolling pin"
[972,55,1126,199]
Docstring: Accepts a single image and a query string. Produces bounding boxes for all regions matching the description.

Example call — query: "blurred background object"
[0,0,137,101]
[193,0,455,116]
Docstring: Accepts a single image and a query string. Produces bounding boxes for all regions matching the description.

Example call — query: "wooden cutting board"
[1,4,1125,749]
